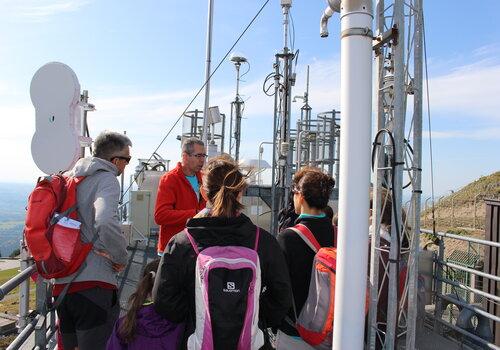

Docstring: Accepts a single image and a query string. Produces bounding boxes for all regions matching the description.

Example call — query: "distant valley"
[0,183,33,257]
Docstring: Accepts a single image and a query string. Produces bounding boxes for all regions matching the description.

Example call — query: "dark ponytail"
[118,259,160,343]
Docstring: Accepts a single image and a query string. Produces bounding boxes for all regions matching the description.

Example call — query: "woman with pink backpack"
[152,155,292,350]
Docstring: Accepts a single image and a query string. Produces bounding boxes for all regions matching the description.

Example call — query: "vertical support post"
[201,0,214,145]
[367,0,385,347]
[474,195,478,229]
[270,57,280,235]
[220,113,225,153]
[433,239,444,334]
[120,130,126,214]
[328,114,335,176]
[434,238,444,334]
[385,0,406,347]
[34,278,47,348]
[18,240,30,331]
[321,117,327,172]
[234,102,242,162]
[281,1,294,212]
[451,195,455,227]
[229,103,234,154]
[334,120,340,188]
[230,60,244,161]
[333,0,373,348]
[406,0,423,347]
[80,90,89,158]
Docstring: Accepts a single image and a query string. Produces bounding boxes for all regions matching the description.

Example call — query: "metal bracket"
[341,27,373,39]
[373,25,399,55]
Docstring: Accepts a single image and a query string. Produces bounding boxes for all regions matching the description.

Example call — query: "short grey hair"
[93,131,132,161]
[182,137,204,155]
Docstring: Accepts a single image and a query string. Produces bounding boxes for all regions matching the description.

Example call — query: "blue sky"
[0,0,498,200]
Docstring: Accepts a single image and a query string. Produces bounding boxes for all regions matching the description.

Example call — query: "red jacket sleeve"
[154,174,197,227]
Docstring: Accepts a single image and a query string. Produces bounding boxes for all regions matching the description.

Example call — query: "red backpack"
[24,174,93,280]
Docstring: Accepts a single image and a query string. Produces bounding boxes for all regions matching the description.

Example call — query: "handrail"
[438,276,500,303]
[427,227,499,349]
[437,259,500,283]
[437,293,500,324]
[6,314,41,350]
[0,265,36,301]
[431,316,500,350]
[422,228,500,248]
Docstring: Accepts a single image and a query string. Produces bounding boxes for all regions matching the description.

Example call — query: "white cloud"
[0,0,91,22]
[424,128,500,140]
[472,43,500,59]
[428,60,500,120]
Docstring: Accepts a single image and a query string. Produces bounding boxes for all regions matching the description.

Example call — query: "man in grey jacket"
[54,131,131,350]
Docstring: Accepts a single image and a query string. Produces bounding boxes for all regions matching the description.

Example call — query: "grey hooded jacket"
[55,157,128,286]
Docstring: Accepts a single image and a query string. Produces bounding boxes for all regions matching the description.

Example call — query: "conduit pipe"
[332,0,373,349]
[320,0,341,37]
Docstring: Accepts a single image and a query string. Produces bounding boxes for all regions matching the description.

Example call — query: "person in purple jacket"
[106,259,184,350]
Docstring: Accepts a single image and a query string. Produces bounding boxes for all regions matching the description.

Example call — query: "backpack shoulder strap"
[289,224,322,253]
[254,227,260,251]
[184,229,200,255]
[333,224,338,248]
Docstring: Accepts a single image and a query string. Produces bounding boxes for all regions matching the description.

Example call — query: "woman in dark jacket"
[152,156,292,349]
[276,167,335,349]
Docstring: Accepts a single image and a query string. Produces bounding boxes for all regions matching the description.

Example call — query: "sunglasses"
[112,156,132,164]
[189,153,208,159]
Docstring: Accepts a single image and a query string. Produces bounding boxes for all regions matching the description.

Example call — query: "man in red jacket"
[154,137,207,254]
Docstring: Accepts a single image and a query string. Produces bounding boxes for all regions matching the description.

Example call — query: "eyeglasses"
[189,153,208,159]
[112,156,131,164]
[292,186,301,194]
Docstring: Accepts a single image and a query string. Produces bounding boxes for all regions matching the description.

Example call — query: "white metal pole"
[201,0,214,144]
[333,1,373,349]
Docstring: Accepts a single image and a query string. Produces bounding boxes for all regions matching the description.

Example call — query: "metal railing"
[0,243,57,350]
[0,265,35,300]
[423,228,500,350]
[422,195,500,231]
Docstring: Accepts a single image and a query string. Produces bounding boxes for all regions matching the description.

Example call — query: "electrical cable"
[294,49,300,69]
[371,128,402,338]
[119,0,272,203]
[240,61,251,80]
[422,12,437,235]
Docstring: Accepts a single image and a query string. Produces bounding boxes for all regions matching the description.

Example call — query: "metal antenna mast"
[229,54,247,162]
[368,0,424,348]
[295,65,312,123]
[201,0,215,145]
[269,0,296,235]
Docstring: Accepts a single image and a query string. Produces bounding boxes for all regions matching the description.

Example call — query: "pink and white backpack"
[185,227,264,350]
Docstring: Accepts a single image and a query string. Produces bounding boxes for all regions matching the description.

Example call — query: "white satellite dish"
[30,62,83,174]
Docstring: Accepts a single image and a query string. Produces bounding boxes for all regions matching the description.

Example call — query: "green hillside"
[421,171,500,233]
